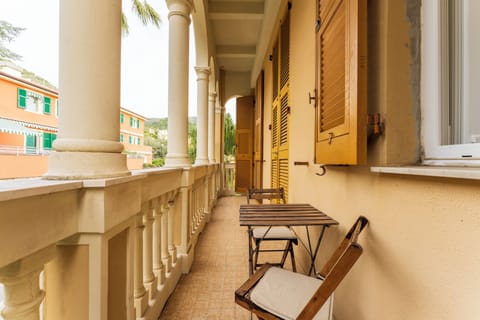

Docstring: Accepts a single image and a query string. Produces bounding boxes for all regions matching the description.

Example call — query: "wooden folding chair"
[235,216,368,320]
[247,188,298,273]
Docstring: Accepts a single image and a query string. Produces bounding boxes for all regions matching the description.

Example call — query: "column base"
[134,292,148,318]
[44,151,130,180]
[165,153,191,168]
[144,278,158,301]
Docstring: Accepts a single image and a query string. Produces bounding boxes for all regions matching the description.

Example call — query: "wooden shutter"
[18,88,27,108]
[235,96,254,193]
[43,96,51,114]
[315,0,367,165]
[271,9,290,202]
[43,133,52,149]
[253,71,264,189]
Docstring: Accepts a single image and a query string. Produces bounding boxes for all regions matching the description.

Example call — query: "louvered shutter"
[315,0,367,164]
[253,71,264,189]
[271,9,290,202]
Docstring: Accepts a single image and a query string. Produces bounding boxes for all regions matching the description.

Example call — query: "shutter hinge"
[368,113,384,137]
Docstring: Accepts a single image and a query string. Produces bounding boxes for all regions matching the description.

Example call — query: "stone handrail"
[0,163,220,320]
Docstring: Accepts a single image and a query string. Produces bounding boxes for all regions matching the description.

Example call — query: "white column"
[152,199,165,285]
[134,213,147,317]
[45,0,129,179]
[142,203,157,301]
[195,67,210,165]
[0,246,55,320]
[208,91,217,163]
[165,0,193,168]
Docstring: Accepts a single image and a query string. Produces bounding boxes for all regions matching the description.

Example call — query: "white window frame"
[422,0,480,165]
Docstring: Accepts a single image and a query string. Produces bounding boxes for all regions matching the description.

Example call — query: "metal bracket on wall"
[316,165,327,176]
[308,90,316,106]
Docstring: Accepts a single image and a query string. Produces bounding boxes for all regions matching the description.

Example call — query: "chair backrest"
[247,188,286,204]
[297,216,368,319]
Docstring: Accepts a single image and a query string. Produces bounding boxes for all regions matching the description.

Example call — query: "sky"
[0,0,201,119]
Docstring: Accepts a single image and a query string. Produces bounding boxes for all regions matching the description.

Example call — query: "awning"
[0,118,43,136]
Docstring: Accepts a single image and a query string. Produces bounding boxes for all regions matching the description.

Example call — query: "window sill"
[370,165,480,180]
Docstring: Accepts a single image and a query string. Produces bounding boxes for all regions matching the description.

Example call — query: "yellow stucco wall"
[259,0,480,319]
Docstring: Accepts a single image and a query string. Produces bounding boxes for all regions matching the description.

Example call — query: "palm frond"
[144,2,161,28]
[131,0,161,28]
[121,13,130,35]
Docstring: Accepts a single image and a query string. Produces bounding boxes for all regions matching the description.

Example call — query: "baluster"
[0,246,55,320]
[152,197,166,285]
[168,193,177,265]
[143,202,157,301]
[134,211,147,318]
[161,196,172,272]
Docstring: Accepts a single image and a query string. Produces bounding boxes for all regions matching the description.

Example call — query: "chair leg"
[279,240,291,268]
[253,240,261,271]
[289,242,296,272]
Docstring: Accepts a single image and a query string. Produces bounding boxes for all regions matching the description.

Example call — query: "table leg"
[308,226,327,276]
[247,226,254,275]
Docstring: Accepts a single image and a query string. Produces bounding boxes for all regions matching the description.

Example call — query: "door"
[253,71,264,189]
[235,96,254,193]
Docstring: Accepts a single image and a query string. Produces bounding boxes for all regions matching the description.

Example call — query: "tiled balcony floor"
[158,195,296,319]
[158,195,252,320]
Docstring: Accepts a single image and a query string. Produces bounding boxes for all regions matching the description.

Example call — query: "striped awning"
[0,118,42,136]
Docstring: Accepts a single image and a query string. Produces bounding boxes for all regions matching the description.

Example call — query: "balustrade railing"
[0,163,221,320]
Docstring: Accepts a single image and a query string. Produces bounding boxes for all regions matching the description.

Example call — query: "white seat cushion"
[252,226,297,240]
[250,267,333,320]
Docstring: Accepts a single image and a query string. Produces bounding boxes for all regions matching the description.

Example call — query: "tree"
[188,122,197,164]
[224,113,236,160]
[122,0,161,35]
[0,20,24,62]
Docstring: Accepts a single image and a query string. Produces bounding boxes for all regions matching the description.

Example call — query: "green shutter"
[43,133,52,149]
[120,134,123,142]
[43,96,51,114]
[26,135,36,153]
[130,117,133,126]
[120,113,124,124]
[18,88,27,108]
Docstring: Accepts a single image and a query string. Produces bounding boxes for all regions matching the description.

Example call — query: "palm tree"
[122,0,161,35]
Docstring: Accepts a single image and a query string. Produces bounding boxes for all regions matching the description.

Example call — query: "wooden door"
[253,71,264,189]
[235,96,254,193]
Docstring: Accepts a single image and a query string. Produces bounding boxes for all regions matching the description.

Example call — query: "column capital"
[209,91,217,100]
[195,66,211,77]
[166,0,193,20]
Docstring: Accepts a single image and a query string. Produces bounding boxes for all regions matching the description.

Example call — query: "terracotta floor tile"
[158,196,292,319]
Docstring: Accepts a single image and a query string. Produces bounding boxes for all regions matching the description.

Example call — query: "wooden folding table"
[240,203,339,276]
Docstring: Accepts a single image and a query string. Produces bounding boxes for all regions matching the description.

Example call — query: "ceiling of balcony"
[207,0,265,73]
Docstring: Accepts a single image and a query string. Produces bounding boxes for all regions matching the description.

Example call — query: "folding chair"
[247,188,298,273]
[235,216,368,320]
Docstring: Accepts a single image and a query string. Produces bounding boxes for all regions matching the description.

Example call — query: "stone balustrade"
[0,164,220,320]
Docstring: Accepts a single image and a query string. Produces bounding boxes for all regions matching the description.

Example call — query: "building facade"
[0,64,59,179]
[120,108,153,169]
[0,66,152,178]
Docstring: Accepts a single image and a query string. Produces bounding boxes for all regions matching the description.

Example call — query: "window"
[43,97,51,114]
[120,113,124,124]
[314,0,367,165]
[423,0,480,162]
[120,134,123,142]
